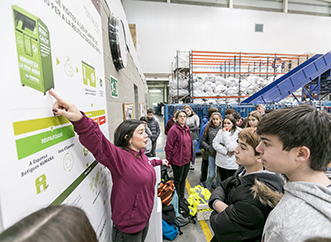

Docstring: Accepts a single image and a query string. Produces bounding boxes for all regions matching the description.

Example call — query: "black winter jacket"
[200,123,222,157]
[208,166,284,242]
[147,116,160,142]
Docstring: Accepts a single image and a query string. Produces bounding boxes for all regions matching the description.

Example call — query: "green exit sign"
[110,75,118,98]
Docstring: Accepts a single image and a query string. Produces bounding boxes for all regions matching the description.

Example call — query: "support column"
[229,0,233,9]
[283,0,288,13]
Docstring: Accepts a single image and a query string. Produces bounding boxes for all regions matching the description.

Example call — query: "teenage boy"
[146,108,160,157]
[256,105,331,242]
[208,127,284,242]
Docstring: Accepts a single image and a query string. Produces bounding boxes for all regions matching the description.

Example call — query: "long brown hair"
[245,111,262,128]
[183,105,196,116]
[204,112,222,135]
[222,115,237,134]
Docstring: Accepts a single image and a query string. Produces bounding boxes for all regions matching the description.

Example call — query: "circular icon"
[64,57,74,77]
[63,153,74,172]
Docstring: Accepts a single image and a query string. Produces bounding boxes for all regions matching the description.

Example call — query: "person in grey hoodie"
[256,105,331,242]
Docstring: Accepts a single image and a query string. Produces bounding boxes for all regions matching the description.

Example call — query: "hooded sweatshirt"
[262,180,331,242]
[165,123,193,166]
[73,114,162,233]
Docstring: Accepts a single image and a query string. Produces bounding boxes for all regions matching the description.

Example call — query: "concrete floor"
[154,115,214,242]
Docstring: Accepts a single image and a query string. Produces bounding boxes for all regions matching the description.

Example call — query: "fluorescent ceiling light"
[149,89,161,93]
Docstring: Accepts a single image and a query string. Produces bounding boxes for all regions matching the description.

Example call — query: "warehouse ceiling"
[134,0,331,16]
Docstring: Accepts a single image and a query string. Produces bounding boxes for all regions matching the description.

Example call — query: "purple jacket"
[165,123,193,166]
[73,114,162,233]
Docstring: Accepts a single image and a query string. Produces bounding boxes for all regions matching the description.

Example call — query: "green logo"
[83,147,89,156]
[82,61,96,87]
[35,174,47,194]
[111,76,118,98]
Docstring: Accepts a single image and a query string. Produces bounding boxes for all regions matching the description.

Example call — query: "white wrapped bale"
[193,99,204,105]
[194,90,206,97]
[226,77,239,87]
[214,85,227,95]
[204,81,214,92]
[169,88,189,97]
[226,87,238,96]
[194,82,204,91]
[205,74,216,83]
[215,76,226,86]
[195,74,205,83]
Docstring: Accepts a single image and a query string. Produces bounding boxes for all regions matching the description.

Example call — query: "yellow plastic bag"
[187,185,212,216]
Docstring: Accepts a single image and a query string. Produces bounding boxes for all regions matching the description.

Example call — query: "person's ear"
[256,155,261,163]
[124,134,128,140]
[296,146,310,163]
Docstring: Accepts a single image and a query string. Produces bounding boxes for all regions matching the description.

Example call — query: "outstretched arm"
[49,89,83,122]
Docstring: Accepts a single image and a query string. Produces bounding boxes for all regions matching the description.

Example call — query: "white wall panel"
[123,0,331,73]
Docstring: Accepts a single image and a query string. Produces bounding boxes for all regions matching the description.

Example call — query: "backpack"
[158,180,175,206]
[162,204,176,225]
[162,219,179,241]
[161,165,174,181]
[175,214,190,227]
[179,198,197,225]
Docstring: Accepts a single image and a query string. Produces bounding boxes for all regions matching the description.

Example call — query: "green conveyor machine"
[12,5,54,94]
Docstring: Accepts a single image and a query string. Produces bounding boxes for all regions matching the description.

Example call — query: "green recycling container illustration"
[12,5,54,95]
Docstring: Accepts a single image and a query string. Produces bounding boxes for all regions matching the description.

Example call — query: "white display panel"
[0,0,112,240]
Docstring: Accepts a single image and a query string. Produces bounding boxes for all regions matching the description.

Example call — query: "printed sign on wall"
[0,1,112,240]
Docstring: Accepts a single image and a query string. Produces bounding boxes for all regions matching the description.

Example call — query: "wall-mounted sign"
[110,75,118,98]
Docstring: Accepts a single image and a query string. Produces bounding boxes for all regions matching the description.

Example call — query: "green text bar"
[15,125,75,160]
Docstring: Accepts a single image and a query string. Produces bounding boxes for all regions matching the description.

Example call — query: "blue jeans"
[192,139,199,165]
[206,156,220,189]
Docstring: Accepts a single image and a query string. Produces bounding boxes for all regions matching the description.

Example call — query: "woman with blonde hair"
[183,105,200,169]
[245,110,262,128]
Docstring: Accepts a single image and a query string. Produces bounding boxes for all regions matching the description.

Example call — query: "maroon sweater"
[73,114,162,233]
[164,118,175,135]
[165,123,193,166]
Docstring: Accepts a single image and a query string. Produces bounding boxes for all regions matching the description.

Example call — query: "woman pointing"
[49,90,169,242]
